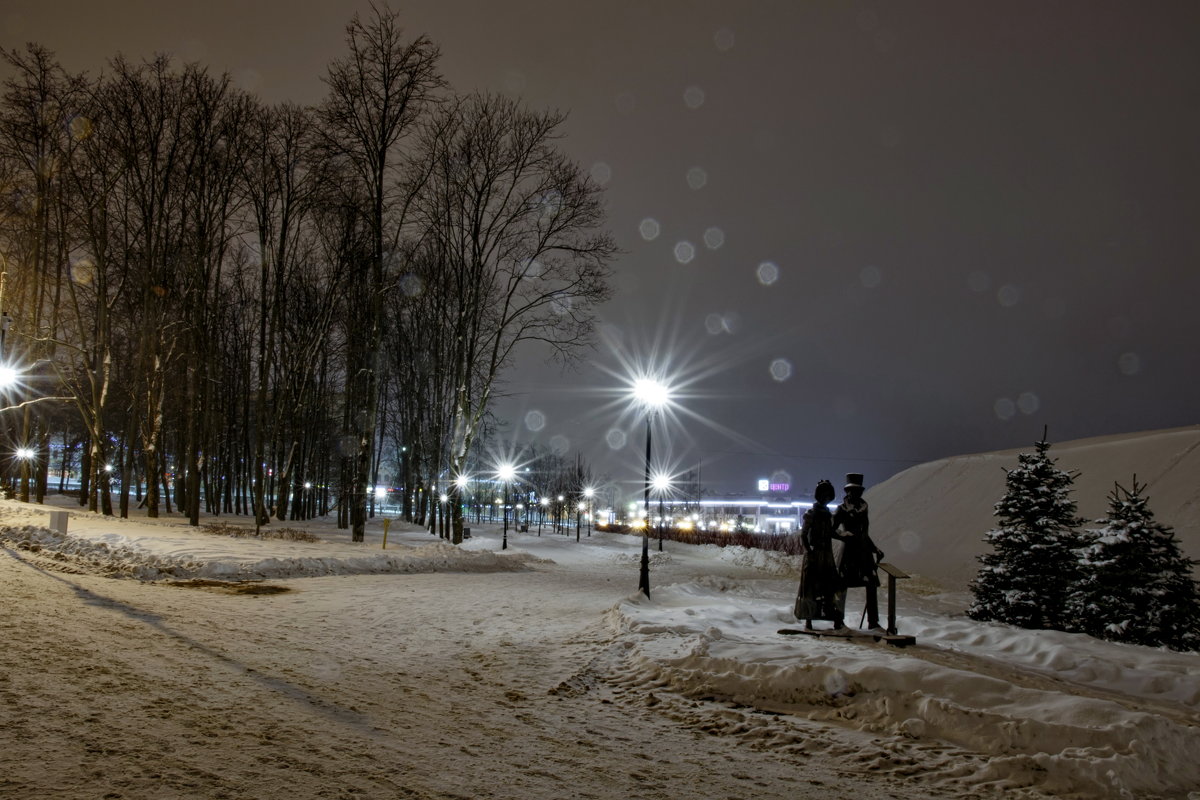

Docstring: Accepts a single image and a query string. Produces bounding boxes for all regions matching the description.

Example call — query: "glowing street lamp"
[497,463,516,550]
[584,486,595,537]
[652,472,672,551]
[632,376,671,598]
[539,496,549,535]
[455,473,471,527]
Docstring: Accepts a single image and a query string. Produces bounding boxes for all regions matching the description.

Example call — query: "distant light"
[15,447,34,460]
[304,482,312,489]
[439,493,448,503]
[456,474,470,488]
[497,464,516,482]
[104,464,114,473]
[374,486,387,498]
[584,487,595,498]
[0,365,18,388]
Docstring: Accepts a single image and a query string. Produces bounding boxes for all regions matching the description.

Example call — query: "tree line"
[0,5,616,543]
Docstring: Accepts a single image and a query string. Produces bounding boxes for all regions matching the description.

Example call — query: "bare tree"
[414,92,617,543]
[317,3,444,541]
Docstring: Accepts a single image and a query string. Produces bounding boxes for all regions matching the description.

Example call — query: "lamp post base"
[638,533,650,598]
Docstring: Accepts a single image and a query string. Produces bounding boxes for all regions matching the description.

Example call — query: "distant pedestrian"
[833,473,884,630]
[794,479,846,629]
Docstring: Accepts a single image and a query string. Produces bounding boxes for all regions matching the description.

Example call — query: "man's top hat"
[844,473,865,491]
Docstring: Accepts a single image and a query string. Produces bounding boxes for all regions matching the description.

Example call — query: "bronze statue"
[832,473,884,630]
[794,479,846,629]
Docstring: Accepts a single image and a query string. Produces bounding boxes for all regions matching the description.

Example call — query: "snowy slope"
[867,426,1200,590]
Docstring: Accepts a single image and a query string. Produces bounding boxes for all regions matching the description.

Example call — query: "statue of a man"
[833,473,884,630]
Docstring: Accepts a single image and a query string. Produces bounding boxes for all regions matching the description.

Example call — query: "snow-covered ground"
[1,484,1198,798]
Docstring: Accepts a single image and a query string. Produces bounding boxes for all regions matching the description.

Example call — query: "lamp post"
[498,463,516,550]
[652,473,672,551]
[584,486,595,536]
[455,473,470,534]
[539,496,548,535]
[632,377,670,598]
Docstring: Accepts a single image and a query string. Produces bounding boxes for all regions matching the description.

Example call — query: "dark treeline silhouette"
[0,5,615,538]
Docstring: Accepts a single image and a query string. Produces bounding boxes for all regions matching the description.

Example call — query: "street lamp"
[498,463,516,550]
[584,486,595,537]
[632,377,670,598]
[539,496,548,535]
[652,472,672,551]
[456,473,471,527]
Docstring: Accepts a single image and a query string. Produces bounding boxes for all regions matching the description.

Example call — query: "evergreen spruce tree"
[969,432,1085,630]
[1070,478,1200,651]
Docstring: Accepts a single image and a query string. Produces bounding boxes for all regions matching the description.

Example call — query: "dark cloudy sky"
[4,1,1198,496]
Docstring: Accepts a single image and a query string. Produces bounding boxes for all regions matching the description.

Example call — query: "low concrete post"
[48,510,69,534]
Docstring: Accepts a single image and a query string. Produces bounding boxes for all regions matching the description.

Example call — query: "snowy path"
[2,533,1011,800]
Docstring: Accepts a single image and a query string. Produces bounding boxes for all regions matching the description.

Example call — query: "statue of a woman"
[794,479,845,629]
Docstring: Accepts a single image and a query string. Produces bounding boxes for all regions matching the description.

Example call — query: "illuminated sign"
[757,479,790,492]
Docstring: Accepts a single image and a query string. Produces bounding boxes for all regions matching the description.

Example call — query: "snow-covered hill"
[868,426,1200,591]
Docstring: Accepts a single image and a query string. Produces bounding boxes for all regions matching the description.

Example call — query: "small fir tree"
[969,432,1085,630]
[1070,478,1200,651]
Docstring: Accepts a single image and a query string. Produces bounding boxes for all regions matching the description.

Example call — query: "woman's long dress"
[794,504,845,622]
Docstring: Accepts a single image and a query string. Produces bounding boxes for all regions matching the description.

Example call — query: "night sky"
[4,1,1198,497]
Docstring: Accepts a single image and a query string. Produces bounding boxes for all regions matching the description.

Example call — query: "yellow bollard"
[382,518,391,549]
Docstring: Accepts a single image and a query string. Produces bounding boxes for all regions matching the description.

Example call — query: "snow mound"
[0,524,539,581]
[609,577,1200,799]
[870,425,1200,590]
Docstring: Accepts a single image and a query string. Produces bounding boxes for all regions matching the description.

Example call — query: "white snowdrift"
[611,577,1200,799]
[0,521,540,581]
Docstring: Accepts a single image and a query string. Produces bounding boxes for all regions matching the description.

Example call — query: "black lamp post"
[633,377,669,599]
[584,486,595,536]
[498,463,515,550]
[640,412,652,596]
